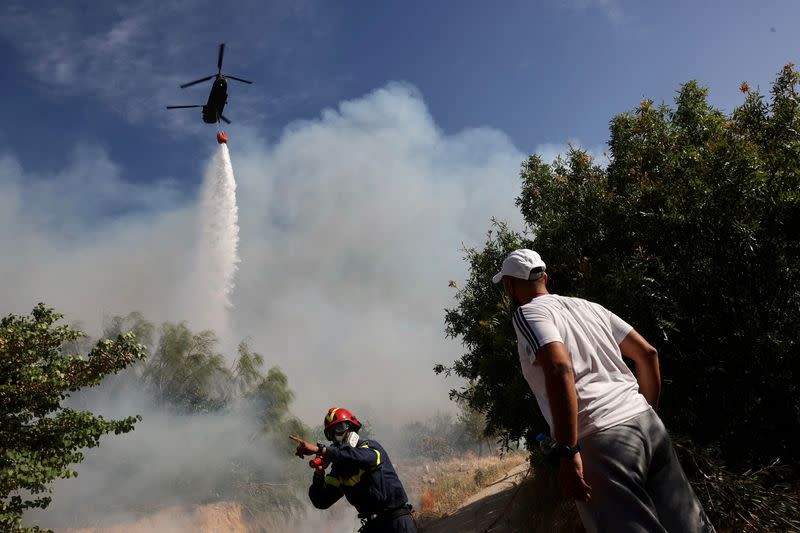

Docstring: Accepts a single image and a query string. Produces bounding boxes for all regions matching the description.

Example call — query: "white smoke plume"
[4,83,527,531]
[0,83,525,423]
[0,83,528,424]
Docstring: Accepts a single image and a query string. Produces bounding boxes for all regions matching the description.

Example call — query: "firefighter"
[289,407,417,533]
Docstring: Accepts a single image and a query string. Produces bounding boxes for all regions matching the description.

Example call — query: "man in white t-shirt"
[493,248,714,533]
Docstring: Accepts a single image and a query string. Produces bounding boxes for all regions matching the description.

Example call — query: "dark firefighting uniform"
[309,438,416,533]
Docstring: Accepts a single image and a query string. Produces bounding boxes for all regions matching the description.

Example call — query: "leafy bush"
[440,65,800,526]
[0,304,146,531]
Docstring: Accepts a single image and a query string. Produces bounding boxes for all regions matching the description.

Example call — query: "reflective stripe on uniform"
[325,469,368,488]
[360,443,381,465]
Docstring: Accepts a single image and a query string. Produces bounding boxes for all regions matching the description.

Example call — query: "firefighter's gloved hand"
[289,435,319,458]
[309,456,330,469]
[311,457,329,475]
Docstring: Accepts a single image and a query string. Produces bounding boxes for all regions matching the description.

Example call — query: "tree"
[232,340,265,396]
[141,322,230,413]
[440,65,800,470]
[401,413,461,460]
[455,395,496,455]
[0,304,146,531]
[103,311,155,353]
[247,366,311,458]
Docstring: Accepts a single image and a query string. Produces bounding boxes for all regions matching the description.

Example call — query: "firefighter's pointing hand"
[289,435,319,458]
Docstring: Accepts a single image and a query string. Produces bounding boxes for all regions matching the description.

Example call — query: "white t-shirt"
[511,294,652,439]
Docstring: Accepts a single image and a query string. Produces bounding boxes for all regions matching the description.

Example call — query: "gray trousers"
[575,409,715,533]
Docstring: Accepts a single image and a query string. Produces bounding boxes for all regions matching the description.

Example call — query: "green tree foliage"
[100,314,307,447]
[232,340,266,396]
[437,223,541,445]
[455,396,497,455]
[141,323,230,413]
[101,314,309,449]
[247,365,311,460]
[441,65,800,471]
[103,311,155,352]
[0,304,146,531]
[251,367,295,423]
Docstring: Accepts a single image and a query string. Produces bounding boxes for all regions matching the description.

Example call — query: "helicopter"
[166,43,252,126]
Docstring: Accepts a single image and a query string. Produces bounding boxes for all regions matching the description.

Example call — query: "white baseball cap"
[492,249,546,284]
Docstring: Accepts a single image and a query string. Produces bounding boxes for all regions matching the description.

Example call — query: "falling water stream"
[195,142,240,341]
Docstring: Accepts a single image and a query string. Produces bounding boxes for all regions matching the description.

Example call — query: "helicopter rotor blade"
[220,114,232,124]
[225,75,253,84]
[217,43,225,73]
[180,75,215,89]
[166,105,203,109]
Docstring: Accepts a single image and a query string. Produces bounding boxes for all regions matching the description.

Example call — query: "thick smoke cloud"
[4,82,532,531]
[1,82,525,424]
[228,83,525,421]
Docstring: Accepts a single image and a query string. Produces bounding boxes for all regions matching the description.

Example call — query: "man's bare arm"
[536,341,592,502]
[619,329,661,409]
[535,341,579,447]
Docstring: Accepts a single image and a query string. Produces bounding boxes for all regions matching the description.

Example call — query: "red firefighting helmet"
[323,407,362,440]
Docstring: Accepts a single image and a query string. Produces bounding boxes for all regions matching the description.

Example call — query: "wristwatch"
[554,443,581,458]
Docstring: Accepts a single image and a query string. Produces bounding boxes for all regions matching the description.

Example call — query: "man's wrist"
[555,443,581,459]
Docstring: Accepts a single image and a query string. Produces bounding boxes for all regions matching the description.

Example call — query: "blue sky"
[4,4,799,523]
[2,1,798,185]
[1,1,799,422]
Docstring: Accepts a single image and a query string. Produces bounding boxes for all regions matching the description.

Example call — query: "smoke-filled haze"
[4,1,799,530]
[0,83,526,424]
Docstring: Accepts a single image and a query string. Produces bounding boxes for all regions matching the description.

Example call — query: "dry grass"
[396,451,585,533]
[408,452,528,521]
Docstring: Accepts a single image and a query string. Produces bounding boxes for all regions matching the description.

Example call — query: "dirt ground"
[417,457,584,533]
[420,462,531,533]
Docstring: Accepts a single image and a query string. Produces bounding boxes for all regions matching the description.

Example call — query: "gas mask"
[328,422,359,447]
[341,431,359,447]
[333,429,347,444]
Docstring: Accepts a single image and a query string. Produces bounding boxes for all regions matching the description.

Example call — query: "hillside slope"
[421,462,530,533]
